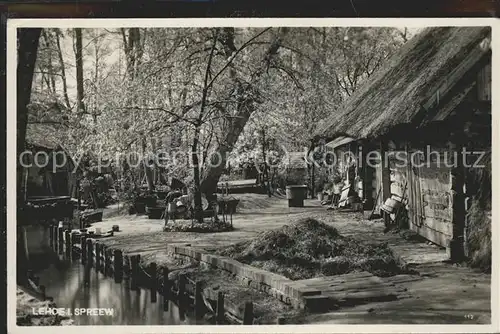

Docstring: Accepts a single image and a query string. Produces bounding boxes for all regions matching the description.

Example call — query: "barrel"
[380,194,404,214]
[285,185,308,207]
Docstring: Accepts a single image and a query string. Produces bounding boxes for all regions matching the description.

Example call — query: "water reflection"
[38,256,200,325]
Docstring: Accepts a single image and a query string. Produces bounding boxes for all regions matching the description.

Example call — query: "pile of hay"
[217,218,407,280]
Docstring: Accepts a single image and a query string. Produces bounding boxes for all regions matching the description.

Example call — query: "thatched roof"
[25,123,63,150]
[315,27,491,141]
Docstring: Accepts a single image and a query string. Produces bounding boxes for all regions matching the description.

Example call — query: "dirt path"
[93,194,491,324]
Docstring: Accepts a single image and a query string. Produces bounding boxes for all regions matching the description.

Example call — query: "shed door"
[406,152,424,228]
[414,150,453,247]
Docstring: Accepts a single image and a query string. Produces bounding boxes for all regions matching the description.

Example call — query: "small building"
[21,123,80,199]
[314,27,491,261]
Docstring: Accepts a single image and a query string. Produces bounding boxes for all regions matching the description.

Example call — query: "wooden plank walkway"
[288,271,413,312]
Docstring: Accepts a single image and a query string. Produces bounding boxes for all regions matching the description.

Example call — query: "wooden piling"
[178,274,186,321]
[52,225,58,249]
[123,255,130,279]
[84,261,91,286]
[113,249,123,283]
[64,230,71,257]
[58,226,63,242]
[162,267,170,311]
[86,238,93,268]
[150,262,157,303]
[130,255,138,290]
[194,281,203,319]
[216,292,224,324]
[57,226,63,253]
[103,246,109,276]
[95,242,101,272]
[178,274,186,308]
[243,301,253,325]
[49,225,54,248]
[70,233,77,260]
[81,235,87,264]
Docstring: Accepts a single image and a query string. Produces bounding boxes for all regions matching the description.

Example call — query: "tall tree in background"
[120,28,156,191]
[17,28,42,200]
[54,29,71,109]
[75,28,85,114]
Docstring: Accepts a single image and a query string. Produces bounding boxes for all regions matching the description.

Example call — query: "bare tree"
[74,28,86,114]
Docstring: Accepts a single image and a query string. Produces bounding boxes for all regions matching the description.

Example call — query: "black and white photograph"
[7,19,496,331]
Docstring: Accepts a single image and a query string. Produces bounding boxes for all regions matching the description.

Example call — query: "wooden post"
[64,230,71,258]
[464,176,472,258]
[123,255,130,279]
[379,139,392,227]
[178,274,186,321]
[243,301,253,325]
[95,242,101,272]
[84,261,91,286]
[52,225,58,250]
[81,235,87,264]
[113,249,123,283]
[102,246,109,276]
[70,233,77,260]
[86,239,93,268]
[216,291,224,324]
[178,274,186,305]
[49,224,54,248]
[58,226,64,253]
[194,281,203,319]
[130,255,138,290]
[162,267,170,311]
[449,142,466,262]
[150,262,157,303]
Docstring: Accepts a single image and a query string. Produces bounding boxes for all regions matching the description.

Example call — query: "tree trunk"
[192,125,203,223]
[199,27,289,197]
[261,128,271,197]
[41,30,57,94]
[54,29,71,108]
[75,28,85,114]
[17,28,42,202]
[200,97,255,197]
[142,138,155,191]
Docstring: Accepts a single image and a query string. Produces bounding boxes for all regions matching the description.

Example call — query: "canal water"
[37,255,201,325]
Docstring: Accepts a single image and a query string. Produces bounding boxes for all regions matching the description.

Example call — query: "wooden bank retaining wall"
[46,223,275,325]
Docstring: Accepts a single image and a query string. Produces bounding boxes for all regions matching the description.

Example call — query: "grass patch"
[216,218,408,280]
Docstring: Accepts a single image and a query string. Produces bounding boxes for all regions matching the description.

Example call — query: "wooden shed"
[21,123,81,199]
[315,27,491,260]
